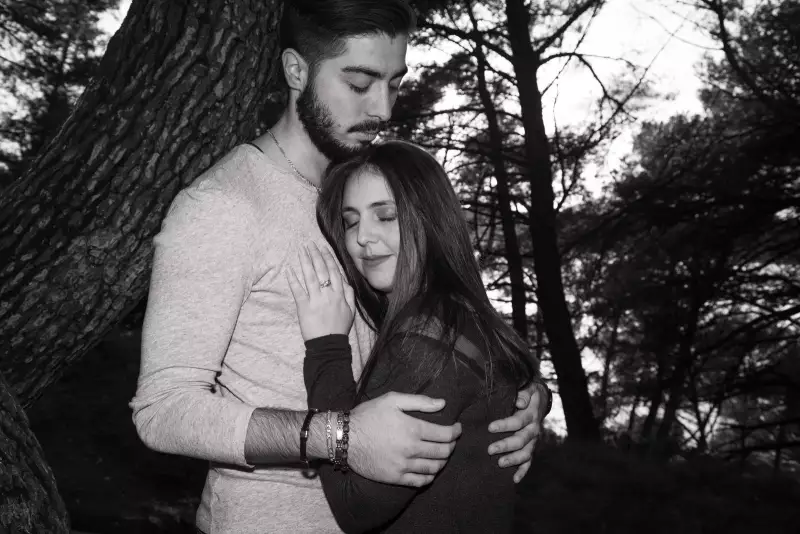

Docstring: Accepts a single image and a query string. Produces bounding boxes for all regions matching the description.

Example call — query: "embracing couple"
[130,1,551,532]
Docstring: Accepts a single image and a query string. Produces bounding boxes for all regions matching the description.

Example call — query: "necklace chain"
[267,130,320,192]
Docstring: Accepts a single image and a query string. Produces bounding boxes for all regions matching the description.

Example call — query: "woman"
[287,141,542,533]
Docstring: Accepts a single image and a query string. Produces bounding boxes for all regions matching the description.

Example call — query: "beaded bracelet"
[334,410,350,472]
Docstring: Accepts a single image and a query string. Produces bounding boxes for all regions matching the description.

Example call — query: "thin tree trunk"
[655,291,703,443]
[687,369,708,453]
[504,0,599,441]
[641,366,665,439]
[0,374,69,532]
[534,306,545,364]
[472,35,528,339]
[774,422,785,474]
[598,313,620,422]
[627,393,640,433]
[0,0,283,408]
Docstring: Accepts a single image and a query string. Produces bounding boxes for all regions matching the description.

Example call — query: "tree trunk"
[626,393,639,433]
[473,40,528,339]
[0,0,283,408]
[598,314,620,423]
[641,365,665,439]
[0,374,69,533]
[655,289,703,443]
[0,0,283,521]
[504,0,600,441]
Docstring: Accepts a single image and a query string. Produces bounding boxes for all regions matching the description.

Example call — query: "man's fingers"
[406,458,447,476]
[398,473,435,488]
[417,420,462,443]
[392,392,446,413]
[516,388,532,409]
[496,442,533,469]
[513,460,532,484]
[413,440,456,460]
[488,422,537,454]
[488,433,527,456]
[488,412,527,434]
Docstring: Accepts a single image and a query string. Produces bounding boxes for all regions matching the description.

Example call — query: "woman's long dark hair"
[317,140,538,396]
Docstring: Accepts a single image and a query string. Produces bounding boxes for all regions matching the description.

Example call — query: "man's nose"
[367,85,393,122]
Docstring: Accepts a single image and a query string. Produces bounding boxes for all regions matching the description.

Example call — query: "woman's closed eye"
[343,216,359,230]
[375,207,396,223]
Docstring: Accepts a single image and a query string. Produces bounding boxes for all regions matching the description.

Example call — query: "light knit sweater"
[130,144,373,533]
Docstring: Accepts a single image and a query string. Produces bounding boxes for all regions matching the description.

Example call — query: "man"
[131,1,551,533]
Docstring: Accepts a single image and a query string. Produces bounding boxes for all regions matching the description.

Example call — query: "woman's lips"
[362,255,391,268]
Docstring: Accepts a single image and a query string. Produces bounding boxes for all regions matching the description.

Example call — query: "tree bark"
[473,39,529,339]
[0,0,283,408]
[0,374,69,533]
[0,0,282,522]
[504,0,600,441]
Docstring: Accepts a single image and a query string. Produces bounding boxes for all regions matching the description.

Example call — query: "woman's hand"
[287,242,356,341]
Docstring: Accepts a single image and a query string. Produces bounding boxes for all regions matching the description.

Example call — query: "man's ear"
[282,48,310,92]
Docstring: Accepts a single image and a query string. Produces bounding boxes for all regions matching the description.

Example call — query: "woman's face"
[342,169,401,293]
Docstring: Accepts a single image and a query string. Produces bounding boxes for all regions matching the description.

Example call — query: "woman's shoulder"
[392,300,487,360]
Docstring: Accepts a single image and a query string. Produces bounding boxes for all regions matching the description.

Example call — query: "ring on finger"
[319,279,332,289]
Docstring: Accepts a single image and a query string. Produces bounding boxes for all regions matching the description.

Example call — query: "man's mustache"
[348,121,387,134]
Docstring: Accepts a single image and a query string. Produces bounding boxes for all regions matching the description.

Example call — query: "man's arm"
[243,388,461,486]
[131,185,263,466]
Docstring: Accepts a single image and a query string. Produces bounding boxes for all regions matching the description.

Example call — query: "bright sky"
[97,0,718,435]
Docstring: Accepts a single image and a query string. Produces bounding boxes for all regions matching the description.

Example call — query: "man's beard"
[296,82,386,163]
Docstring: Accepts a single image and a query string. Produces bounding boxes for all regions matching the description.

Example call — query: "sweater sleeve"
[304,335,358,411]
[303,332,483,534]
[129,182,259,468]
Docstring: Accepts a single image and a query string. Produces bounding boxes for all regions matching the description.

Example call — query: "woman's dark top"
[303,313,518,534]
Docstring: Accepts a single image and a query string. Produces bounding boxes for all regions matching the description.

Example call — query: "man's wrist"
[245,407,329,464]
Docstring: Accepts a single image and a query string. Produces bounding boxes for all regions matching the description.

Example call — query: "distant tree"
[402,0,656,440]
[566,0,800,460]
[0,0,119,186]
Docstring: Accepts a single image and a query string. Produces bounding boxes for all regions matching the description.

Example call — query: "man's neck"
[259,114,329,187]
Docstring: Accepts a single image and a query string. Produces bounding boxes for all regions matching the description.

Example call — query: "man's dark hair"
[280,0,416,71]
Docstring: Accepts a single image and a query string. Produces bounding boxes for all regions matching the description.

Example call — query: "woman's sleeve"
[304,334,358,410]
[303,332,482,534]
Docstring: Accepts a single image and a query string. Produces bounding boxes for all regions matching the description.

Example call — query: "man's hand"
[487,380,550,483]
[348,392,462,487]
